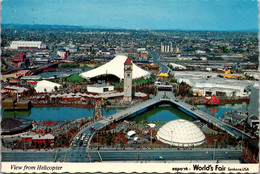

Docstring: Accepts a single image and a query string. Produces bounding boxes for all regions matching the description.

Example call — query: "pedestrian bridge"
[110,91,251,139]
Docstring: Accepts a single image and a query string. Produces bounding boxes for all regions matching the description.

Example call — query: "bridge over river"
[73,90,251,149]
[108,91,251,139]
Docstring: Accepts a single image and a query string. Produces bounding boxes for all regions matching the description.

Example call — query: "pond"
[38,68,90,79]
[130,106,195,123]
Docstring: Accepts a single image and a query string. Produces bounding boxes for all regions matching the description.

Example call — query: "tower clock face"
[127,73,130,77]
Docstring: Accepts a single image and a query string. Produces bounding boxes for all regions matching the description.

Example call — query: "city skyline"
[2,0,259,31]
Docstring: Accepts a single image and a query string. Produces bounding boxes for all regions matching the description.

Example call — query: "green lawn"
[66,74,85,83]
[113,78,153,86]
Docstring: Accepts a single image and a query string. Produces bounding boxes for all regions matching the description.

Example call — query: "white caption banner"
[1,162,259,173]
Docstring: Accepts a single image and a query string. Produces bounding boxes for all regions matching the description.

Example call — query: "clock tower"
[123,57,133,103]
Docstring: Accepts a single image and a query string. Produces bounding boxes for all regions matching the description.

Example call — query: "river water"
[196,103,248,119]
[1,107,120,121]
[1,103,248,122]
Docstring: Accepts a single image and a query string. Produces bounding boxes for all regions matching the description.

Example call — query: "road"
[148,50,169,73]
[51,50,57,60]
[2,148,242,162]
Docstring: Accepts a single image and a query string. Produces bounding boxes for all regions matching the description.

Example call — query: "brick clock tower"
[123,57,133,103]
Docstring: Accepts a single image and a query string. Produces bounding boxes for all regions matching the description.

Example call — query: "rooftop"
[124,57,132,65]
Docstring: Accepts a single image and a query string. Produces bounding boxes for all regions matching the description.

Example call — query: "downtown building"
[160,42,179,53]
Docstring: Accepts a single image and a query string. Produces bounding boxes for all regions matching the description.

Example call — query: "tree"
[100,137,104,145]
[31,141,35,148]
[28,87,35,95]
[45,140,50,148]
[188,90,194,97]
[54,86,58,92]
[35,142,39,148]
[223,47,230,53]
[91,50,96,54]
[171,79,177,83]
[93,135,97,143]
[83,64,89,69]
[106,131,113,146]
[228,136,237,146]
[23,90,29,96]
[208,122,213,129]
[120,140,124,148]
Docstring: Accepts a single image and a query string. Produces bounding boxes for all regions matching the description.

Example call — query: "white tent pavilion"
[34,80,61,93]
[80,55,150,80]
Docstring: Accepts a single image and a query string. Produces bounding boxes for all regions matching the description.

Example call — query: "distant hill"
[2,24,258,33]
[82,25,123,30]
[237,29,259,33]
[2,24,84,30]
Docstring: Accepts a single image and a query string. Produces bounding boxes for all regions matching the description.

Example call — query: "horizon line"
[2,23,259,33]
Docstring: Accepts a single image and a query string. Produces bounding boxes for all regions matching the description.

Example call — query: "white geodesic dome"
[156,119,205,147]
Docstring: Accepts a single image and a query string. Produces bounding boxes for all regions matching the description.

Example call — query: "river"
[1,103,248,122]
[196,103,248,119]
[1,107,121,121]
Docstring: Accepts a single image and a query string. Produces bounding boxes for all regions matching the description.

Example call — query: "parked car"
[155,156,164,160]
[73,142,78,147]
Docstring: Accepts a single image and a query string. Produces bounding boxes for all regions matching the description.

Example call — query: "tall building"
[160,42,178,53]
[160,42,164,52]
[166,44,170,52]
[173,44,179,53]
[123,57,133,103]
[170,42,173,52]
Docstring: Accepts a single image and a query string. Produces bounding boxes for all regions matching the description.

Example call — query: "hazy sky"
[2,0,259,31]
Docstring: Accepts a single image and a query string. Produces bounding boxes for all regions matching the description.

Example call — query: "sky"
[2,0,259,31]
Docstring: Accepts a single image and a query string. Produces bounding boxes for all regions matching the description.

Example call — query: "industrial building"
[173,71,256,97]
[248,84,259,129]
[169,63,186,69]
[9,41,46,49]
